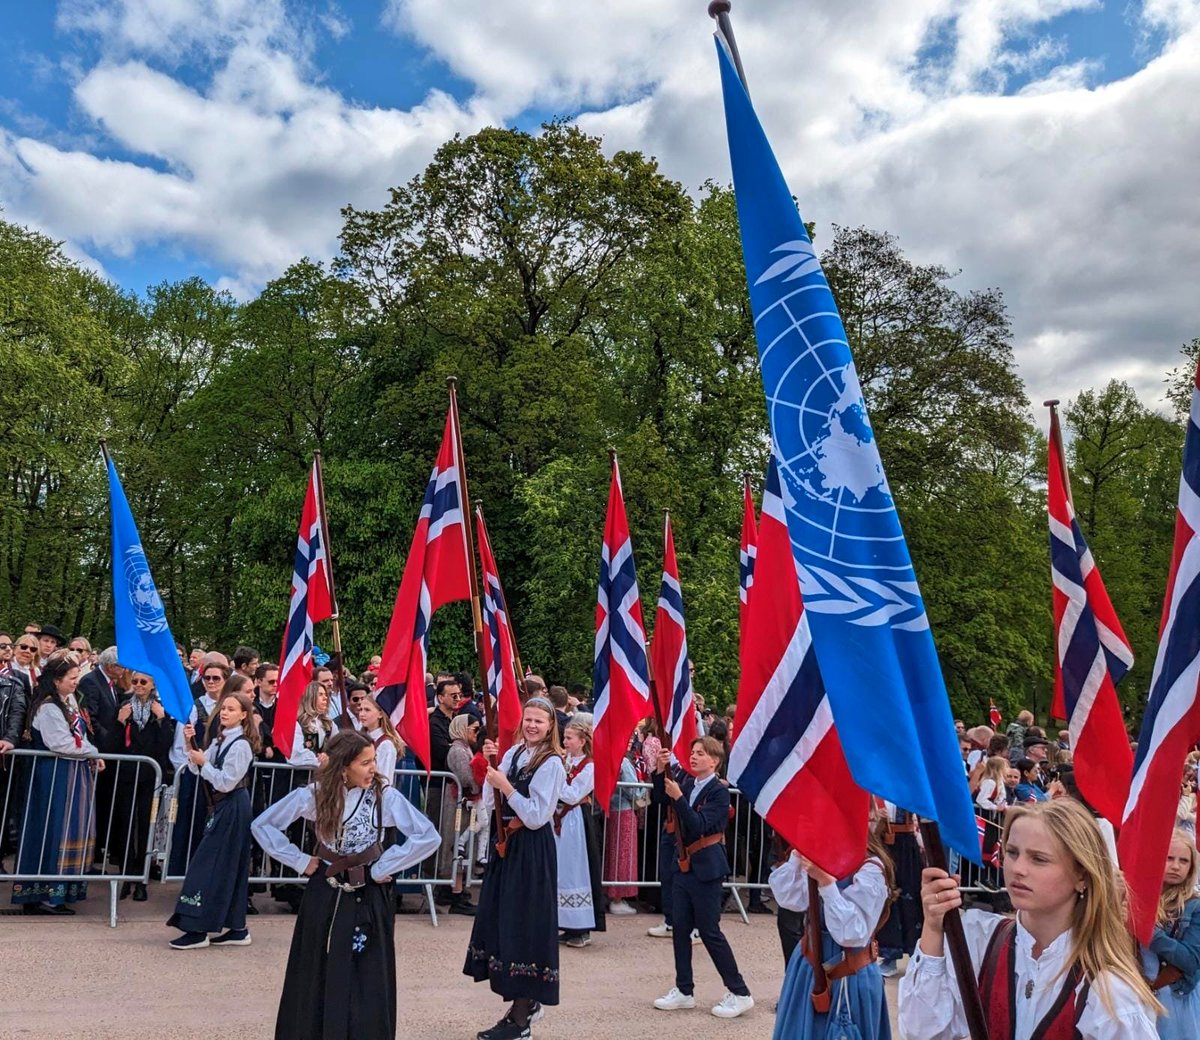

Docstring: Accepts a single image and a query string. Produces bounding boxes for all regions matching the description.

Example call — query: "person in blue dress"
[1143,829,1200,1039]
[769,829,895,1040]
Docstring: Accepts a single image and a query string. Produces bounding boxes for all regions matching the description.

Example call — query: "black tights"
[510,999,533,1027]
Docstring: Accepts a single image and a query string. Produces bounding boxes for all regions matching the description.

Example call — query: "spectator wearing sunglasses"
[3,635,41,703]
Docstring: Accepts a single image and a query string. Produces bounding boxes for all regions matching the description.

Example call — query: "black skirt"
[275,865,396,1040]
[168,787,251,933]
[581,808,607,933]
[877,830,923,956]
[464,822,560,1005]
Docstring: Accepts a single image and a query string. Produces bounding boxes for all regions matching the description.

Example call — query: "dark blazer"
[0,672,29,746]
[652,771,732,883]
[79,668,124,754]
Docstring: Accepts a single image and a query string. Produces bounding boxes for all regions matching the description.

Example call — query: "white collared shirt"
[689,771,717,806]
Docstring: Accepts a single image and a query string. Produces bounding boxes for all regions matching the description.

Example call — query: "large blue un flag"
[715,36,977,860]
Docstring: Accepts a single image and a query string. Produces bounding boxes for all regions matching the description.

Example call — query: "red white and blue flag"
[592,455,652,812]
[989,699,1002,729]
[728,455,868,878]
[650,513,698,773]
[1120,361,1200,941]
[476,506,523,759]
[739,474,758,672]
[273,460,333,758]
[375,410,472,771]
[1047,404,1133,827]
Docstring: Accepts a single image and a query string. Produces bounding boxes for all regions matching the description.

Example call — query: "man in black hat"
[36,625,65,667]
[1022,734,1051,791]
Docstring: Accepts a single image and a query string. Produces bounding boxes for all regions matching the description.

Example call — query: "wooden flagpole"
[312,451,353,730]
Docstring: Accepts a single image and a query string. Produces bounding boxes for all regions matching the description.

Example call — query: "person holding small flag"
[899,798,1160,1039]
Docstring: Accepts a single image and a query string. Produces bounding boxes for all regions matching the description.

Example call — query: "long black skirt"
[464,823,560,1005]
[275,865,396,1040]
[581,808,607,933]
[877,831,923,957]
[168,788,250,933]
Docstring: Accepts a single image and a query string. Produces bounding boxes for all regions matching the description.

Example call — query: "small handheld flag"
[104,448,192,726]
[592,453,651,812]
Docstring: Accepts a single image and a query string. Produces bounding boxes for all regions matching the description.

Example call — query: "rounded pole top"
[708,0,732,18]
[1043,399,1060,408]
[607,446,618,464]
[446,374,458,389]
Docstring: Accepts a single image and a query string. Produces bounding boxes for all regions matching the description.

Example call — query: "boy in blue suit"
[651,736,754,1019]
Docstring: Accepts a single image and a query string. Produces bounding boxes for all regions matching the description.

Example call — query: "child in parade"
[354,693,403,786]
[898,798,1160,1039]
[251,730,439,1040]
[554,715,606,948]
[651,736,754,1019]
[1141,829,1200,1039]
[769,830,895,1039]
[464,696,566,1040]
[167,688,259,949]
[11,651,104,915]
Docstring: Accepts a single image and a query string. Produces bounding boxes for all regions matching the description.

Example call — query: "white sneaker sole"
[169,940,210,951]
[712,1000,754,1019]
[654,1001,696,1011]
[213,936,253,947]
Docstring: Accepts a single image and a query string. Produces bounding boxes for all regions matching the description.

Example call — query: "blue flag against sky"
[715,37,978,862]
[106,456,193,725]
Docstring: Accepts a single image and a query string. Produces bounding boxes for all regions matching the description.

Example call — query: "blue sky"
[1,1,1198,410]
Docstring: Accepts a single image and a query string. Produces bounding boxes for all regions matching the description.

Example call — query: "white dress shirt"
[189,726,254,791]
[898,909,1159,1040]
[481,744,566,829]
[367,729,398,787]
[769,853,888,950]
[33,697,99,758]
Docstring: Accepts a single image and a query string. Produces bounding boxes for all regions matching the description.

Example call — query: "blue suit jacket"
[652,771,731,883]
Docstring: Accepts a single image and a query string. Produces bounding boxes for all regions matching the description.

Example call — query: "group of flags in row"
[98,19,1200,943]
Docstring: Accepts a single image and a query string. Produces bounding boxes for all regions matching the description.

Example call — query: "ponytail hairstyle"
[217,692,262,754]
[356,694,402,752]
[518,697,563,773]
[1002,800,1161,1017]
[1158,828,1200,927]
[298,680,333,737]
[313,730,382,845]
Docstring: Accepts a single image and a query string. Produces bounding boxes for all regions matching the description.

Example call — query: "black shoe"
[245,898,258,915]
[747,902,773,915]
[133,883,148,902]
[48,904,75,915]
[434,890,454,906]
[21,903,55,916]
[120,882,133,900]
[477,1020,530,1040]
[449,900,477,916]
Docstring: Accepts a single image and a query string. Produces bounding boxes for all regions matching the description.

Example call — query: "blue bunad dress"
[770,852,892,1040]
[1142,896,1200,1040]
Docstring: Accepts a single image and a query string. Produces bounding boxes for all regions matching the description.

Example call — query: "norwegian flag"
[650,513,698,773]
[592,454,652,811]
[739,474,758,671]
[476,506,523,759]
[1120,361,1200,941]
[375,410,471,770]
[976,815,1002,868]
[273,460,333,758]
[728,454,868,878]
[989,699,1002,729]
[1047,403,1133,826]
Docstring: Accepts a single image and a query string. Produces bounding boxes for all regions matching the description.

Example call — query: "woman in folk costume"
[252,730,439,1040]
[464,697,566,1040]
[1141,829,1200,1039]
[899,798,1160,1040]
[554,714,606,948]
[769,827,895,1039]
[167,688,260,949]
[11,651,104,915]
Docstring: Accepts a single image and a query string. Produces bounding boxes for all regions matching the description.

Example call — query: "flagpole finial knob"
[708,0,732,18]
[1043,399,1060,408]
[607,446,617,464]
[446,375,458,389]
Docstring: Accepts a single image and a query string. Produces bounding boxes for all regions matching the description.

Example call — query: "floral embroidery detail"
[352,927,367,954]
[178,891,203,908]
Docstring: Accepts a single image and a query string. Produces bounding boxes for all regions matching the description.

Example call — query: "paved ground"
[0,885,902,1039]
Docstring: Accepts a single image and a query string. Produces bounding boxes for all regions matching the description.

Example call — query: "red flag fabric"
[592,456,652,813]
[650,514,698,773]
[1047,405,1133,826]
[274,460,333,758]
[739,475,758,673]
[989,699,1002,729]
[476,507,523,759]
[727,456,868,878]
[375,411,471,770]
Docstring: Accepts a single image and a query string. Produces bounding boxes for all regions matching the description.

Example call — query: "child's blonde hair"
[1159,828,1200,927]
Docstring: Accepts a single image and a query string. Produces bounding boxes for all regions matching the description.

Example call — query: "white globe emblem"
[123,545,168,633]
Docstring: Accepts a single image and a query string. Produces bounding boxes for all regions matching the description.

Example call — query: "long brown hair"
[357,694,402,752]
[313,731,383,844]
[515,698,563,774]
[1002,800,1161,1016]
[215,691,262,754]
[298,680,333,736]
[1158,828,1200,927]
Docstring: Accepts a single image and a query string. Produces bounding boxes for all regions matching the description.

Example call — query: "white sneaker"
[609,900,637,915]
[654,987,696,1011]
[647,923,673,938]
[691,929,702,945]
[712,993,754,1019]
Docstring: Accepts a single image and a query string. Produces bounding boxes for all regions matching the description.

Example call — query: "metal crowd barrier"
[1,748,164,928]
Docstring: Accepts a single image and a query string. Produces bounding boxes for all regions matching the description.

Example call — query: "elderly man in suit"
[78,646,126,865]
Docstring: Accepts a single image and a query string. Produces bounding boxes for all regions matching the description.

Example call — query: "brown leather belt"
[678,831,725,873]
[315,841,383,890]
[552,796,592,836]
[495,817,523,858]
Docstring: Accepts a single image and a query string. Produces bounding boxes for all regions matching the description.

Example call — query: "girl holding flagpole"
[899,799,1160,1039]
[1141,830,1200,1039]
[252,729,439,1040]
[769,829,895,1039]
[464,697,566,1040]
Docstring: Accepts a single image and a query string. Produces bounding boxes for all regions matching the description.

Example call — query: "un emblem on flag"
[123,545,168,633]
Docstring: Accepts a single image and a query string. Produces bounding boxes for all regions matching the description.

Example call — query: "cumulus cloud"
[0,0,1196,412]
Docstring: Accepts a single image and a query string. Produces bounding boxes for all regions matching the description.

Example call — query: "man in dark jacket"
[78,646,126,865]
[0,670,30,860]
